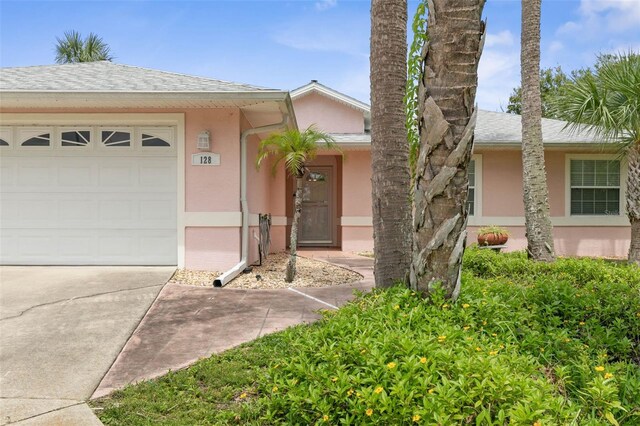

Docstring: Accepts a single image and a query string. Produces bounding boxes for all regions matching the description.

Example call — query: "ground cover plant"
[94,248,640,425]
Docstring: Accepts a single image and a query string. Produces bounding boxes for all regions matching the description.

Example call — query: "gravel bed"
[169,252,362,289]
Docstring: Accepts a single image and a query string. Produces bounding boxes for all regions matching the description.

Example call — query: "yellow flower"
[437,335,446,341]
[482,321,487,325]
[533,422,542,426]
[420,357,427,364]
[579,321,585,325]
[462,303,470,309]
[366,409,373,416]
[239,392,247,399]
[499,344,505,349]
[272,386,278,392]
[323,415,329,421]
[374,386,383,394]
[347,389,354,396]
[564,338,571,342]
[475,347,482,352]
[489,350,498,356]
[428,388,435,394]
[540,347,545,353]
[442,304,449,309]
[604,373,614,379]
[412,414,422,422]
[595,366,605,372]
[394,305,400,310]
[331,377,338,382]
[387,362,397,369]
[491,333,497,337]
[463,326,470,331]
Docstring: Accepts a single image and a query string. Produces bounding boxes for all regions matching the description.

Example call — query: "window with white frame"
[570,159,620,215]
[467,159,476,216]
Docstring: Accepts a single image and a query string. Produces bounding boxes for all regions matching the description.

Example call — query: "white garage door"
[0,126,177,265]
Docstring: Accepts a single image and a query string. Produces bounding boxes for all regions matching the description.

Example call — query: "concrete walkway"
[0,266,173,425]
[92,251,373,399]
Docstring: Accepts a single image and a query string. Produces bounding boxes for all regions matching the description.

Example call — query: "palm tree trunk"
[286,175,303,282]
[410,0,486,300]
[627,142,640,265]
[370,0,412,288]
[520,0,555,262]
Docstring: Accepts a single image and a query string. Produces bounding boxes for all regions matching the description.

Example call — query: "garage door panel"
[1,228,176,265]
[1,126,177,265]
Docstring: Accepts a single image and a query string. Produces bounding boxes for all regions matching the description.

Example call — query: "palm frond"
[551,52,640,147]
[54,31,113,64]
[255,126,340,177]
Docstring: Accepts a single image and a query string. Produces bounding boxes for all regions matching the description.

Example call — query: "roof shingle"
[0,61,276,93]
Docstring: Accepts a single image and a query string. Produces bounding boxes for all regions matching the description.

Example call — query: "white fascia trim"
[467,216,630,227]
[290,83,370,113]
[0,112,185,125]
[247,214,287,227]
[184,212,242,227]
[341,216,373,226]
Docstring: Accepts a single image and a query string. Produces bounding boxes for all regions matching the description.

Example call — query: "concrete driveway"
[0,266,174,425]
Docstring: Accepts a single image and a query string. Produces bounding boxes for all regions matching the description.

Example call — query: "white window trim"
[17,127,53,150]
[58,127,93,149]
[469,154,482,218]
[565,153,628,224]
[0,113,186,267]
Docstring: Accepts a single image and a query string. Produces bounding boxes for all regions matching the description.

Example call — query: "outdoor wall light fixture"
[197,130,211,150]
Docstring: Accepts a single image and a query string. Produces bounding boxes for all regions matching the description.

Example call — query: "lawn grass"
[93,249,640,425]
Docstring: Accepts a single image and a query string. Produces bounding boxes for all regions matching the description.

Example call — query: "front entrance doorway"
[299,166,333,246]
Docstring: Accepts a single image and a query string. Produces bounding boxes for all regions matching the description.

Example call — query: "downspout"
[213,114,290,287]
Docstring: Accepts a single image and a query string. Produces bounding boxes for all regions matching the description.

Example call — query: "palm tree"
[410,0,485,300]
[370,0,412,288]
[256,127,340,281]
[55,31,113,64]
[520,0,556,262]
[552,52,640,264]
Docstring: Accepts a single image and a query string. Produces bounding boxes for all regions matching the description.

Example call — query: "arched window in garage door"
[101,130,131,147]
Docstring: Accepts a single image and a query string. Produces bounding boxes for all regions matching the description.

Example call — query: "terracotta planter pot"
[477,233,508,246]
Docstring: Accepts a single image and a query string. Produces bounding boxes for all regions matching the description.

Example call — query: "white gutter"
[213,115,290,287]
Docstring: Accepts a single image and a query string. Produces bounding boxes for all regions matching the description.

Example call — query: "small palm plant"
[55,31,113,64]
[257,126,340,282]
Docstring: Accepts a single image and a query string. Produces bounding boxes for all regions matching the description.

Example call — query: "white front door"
[299,166,333,245]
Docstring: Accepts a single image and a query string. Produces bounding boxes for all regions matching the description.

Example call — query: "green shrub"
[243,251,640,425]
[96,251,640,425]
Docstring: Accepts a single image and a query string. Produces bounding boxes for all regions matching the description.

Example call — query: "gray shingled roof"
[0,61,276,93]
[475,110,600,144]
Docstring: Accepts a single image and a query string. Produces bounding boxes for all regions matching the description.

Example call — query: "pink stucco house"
[0,62,631,281]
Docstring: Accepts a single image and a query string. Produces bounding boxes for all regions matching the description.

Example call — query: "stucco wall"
[293,92,364,133]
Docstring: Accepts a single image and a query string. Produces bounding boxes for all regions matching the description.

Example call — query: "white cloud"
[476,46,520,111]
[549,41,564,54]
[315,0,337,11]
[485,30,515,48]
[334,62,370,103]
[557,0,640,37]
[272,17,368,56]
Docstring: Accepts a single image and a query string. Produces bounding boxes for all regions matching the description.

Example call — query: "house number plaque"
[192,153,220,166]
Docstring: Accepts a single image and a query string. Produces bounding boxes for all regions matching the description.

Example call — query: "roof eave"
[0,90,291,109]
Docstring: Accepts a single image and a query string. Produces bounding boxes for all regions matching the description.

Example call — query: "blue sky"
[1,0,639,111]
